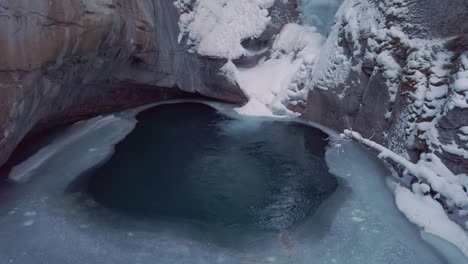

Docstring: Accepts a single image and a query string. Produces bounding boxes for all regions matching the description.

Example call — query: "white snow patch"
[22,220,35,227]
[235,55,301,117]
[395,186,468,257]
[460,127,468,135]
[343,130,468,208]
[175,0,275,59]
[343,130,468,258]
[450,53,468,109]
[219,60,238,85]
[8,114,137,183]
[234,24,324,117]
[376,50,401,104]
[24,211,37,217]
[351,216,366,223]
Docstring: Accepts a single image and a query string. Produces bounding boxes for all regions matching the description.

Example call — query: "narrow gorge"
[0,0,467,263]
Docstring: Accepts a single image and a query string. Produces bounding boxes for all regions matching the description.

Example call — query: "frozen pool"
[84,103,338,231]
[0,101,465,264]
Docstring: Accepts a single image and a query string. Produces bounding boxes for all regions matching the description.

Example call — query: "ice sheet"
[0,100,465,264]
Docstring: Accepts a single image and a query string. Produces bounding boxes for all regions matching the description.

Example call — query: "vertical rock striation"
[0,0,299,167]
[0,0,246,166]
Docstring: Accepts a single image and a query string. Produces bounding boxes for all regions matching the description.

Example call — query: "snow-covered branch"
[342,129,468,208]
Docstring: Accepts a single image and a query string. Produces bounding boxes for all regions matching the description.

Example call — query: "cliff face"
[0,0,298,167]
[1,0,466,179]
[303,0,468,175]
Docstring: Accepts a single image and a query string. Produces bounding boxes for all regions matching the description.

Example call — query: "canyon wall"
[0,0,296,166]
[0,0,466,182]
[303,0,468,176]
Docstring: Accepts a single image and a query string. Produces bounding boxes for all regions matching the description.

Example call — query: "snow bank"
[175,0,275,59]
[395,185,468,257]
[235,55,301,117]
[343,129,468,258]
[450,53,468,109]
[8,114,137,183]
[343,130,468,208]
[234,24,324,117]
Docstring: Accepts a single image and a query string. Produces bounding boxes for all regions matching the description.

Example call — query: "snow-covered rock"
[175,0,275,59]
[303,0,467,198]
[233,23,324,117]
[302,0,468,254]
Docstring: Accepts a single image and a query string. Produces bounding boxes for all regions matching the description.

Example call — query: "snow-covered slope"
[233,24,324,117]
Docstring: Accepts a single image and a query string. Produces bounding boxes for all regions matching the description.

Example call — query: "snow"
[21,220,35,227]
[376,50,402,107]
[233,24,324,117]
[308,0,463,189]
[271,24,323,55]
[441,141,468,159]
[175,0,275,59]
[343,130,468,258]
[235,55,302,117]
[8,114,137,183]
[3,0,467,260]
[460,127,468,135]
[322,134,466,263]
[395,185,468,257]
[23,211,36,217]
[299,0,468,260]
[219,60,238,84]
[343,130,468,208]
[455,76,468,93]
[175,0,326,116]
[308,0,383,93]
[450,53,468,109]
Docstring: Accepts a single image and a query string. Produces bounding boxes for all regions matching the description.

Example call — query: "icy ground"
[0,100,466,264]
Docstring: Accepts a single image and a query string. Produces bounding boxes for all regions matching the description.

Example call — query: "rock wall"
[0,0,300,167]
[303,0,468,175]
[2,0,465,181]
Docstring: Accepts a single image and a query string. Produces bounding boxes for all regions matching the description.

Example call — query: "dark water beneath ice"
[0,102,461,264]
[85,103,338,231]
